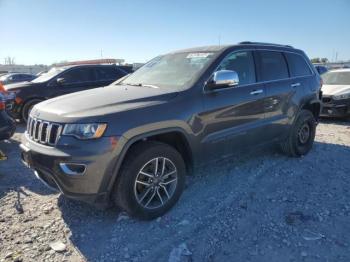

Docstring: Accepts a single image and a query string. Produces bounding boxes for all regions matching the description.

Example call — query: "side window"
[20,74,29,80]
[217,51,256,85]
[285,53,312,77]
[12,75,20,80]
[61,68,95,84]
[257,51,289,81]
[95,67,125,81]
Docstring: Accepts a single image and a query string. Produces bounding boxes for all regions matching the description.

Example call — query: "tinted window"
[217,51,256,85]
[20,74,32,80]
[257,51,289,81]
[285,53,312,77]
[61,67,95,84]
[12,75,21,80]
[95,67,125,81]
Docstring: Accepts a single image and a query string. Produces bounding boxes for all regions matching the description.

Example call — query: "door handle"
[250,89,263,95]
[291,83,301,88]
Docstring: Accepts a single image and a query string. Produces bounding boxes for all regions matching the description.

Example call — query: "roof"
[169,42,295,55]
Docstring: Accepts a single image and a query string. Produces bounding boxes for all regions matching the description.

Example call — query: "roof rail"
[238,41,293,48]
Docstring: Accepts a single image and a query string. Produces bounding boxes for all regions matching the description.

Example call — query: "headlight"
[62,123,107,140]
[333,93,350,100]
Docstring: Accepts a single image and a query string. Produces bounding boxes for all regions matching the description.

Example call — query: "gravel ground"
[1,119,350,262]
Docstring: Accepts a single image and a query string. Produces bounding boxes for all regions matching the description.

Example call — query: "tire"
[113,141,186,220]
[281,109,316,157]
[21,99,42,123]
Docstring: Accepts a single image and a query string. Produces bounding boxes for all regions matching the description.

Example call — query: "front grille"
[27,117,62,146]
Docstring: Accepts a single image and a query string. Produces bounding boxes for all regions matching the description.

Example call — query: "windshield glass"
[322,71,350,85]
[119,52,217,89]
[31,67,66,83]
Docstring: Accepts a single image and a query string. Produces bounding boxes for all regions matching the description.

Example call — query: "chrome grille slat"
[26,116,62,146]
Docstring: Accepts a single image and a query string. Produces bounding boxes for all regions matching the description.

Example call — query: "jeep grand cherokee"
[20,42,322,220]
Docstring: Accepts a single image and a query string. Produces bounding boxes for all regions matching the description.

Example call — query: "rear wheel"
[22,99,42,123]
[281,110,316,157]
[113,141,186,220]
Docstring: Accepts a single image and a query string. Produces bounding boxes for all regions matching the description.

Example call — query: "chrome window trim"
[203,48,314,94]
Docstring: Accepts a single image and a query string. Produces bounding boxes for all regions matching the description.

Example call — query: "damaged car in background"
[321,69,350,118]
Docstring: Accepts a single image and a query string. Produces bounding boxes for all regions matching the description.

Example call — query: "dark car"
[5,64,128,122]
[320,69,350,117]
[0,94,16,140]
[20,42,322,220]
[0,73,36,85]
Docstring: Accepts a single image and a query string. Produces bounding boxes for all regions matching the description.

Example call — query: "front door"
[50,67,97,97]
[200,50,266,161]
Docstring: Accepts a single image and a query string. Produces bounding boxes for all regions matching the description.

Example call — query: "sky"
[0,0,349,65]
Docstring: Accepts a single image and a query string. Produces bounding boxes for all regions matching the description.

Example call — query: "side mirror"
[56,78,65,85]
[207,70,239,90]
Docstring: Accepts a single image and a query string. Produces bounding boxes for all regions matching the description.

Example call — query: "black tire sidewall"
[291,110,316,156]
[115,142,186,220]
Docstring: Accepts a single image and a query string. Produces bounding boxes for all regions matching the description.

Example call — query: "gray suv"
[20,42,322,220]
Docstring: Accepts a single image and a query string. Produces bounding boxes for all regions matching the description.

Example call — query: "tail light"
[0,101,5,110]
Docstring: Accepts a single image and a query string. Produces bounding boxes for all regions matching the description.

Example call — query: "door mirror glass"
[56,77,65,85]
[207,70,239,89]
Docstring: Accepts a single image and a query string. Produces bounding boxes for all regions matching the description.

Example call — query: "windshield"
[0,75,7,81]
[119,52,217,89]
[31,67,66,83]
[322,71,350,85]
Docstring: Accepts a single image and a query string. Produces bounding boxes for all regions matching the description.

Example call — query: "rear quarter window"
[285,53,312,77]
[256,51,289,81]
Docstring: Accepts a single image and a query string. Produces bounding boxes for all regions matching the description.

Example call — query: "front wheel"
[281,110,316,157]
[113,141,186,220]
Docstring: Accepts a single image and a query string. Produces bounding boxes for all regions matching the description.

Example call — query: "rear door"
[255,50,296,140]
[94,66,126,86]
[201,50,267,160]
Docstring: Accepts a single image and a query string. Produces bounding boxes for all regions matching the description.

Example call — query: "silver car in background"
[321,69,350,117]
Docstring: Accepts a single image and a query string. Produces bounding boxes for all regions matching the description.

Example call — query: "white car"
[321,69,350,117]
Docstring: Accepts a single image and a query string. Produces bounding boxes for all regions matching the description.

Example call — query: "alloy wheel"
[297,123,310,145]
[134,157,178,209]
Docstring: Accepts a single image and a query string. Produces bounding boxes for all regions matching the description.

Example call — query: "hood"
[33,84,179,121]
[322,84,350,96]
[4,81,36,91]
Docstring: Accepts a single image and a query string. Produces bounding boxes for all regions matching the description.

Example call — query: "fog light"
[59,163,86,175]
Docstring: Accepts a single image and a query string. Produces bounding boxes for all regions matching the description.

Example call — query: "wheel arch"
[105,127,194,195]
[300,99,321,121]
[20,97,46,120]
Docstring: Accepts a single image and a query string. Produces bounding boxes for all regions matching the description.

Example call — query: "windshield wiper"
[121,82,159,88]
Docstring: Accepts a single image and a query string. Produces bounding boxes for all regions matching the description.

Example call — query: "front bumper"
[321,96,350,117]
[20,133,121,207]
